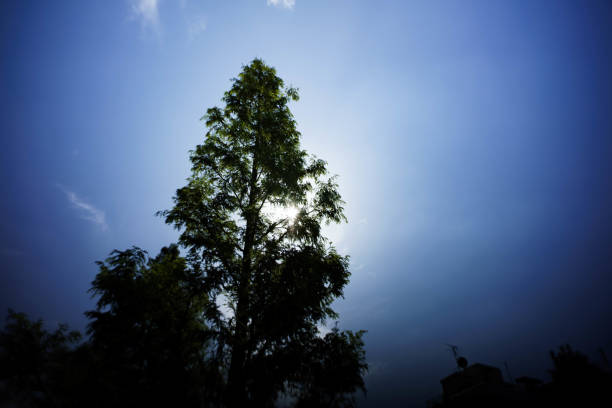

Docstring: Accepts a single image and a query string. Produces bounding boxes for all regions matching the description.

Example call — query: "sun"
[265,204,300,223]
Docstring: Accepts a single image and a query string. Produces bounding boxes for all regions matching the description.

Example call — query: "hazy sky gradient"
[1,1,611,406]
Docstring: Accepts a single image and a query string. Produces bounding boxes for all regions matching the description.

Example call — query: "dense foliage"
[84,245,221,406]
[159,58,367,406]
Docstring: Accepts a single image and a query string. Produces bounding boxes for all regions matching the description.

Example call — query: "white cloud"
[60,186,108,231]
[187,15,207,38]
[129,0,160,28]
[267,0,295,9]
[128,0,210,39]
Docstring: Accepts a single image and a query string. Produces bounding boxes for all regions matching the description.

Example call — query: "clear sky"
[1,1,611,406]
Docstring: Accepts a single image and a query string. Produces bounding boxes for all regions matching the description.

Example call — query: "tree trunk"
[226,149,259,407]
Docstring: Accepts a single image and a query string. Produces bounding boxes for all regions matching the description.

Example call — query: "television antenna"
[446,344,468,371]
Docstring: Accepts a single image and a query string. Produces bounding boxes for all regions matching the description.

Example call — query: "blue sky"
[1,1,612,406]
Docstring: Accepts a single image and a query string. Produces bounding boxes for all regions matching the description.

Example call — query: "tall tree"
[160,59,366,406]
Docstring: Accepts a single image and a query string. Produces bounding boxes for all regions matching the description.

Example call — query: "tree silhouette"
[158,59,367,406]
[84,244,221,407]
[0,309,82,407]
[546,344,612,406]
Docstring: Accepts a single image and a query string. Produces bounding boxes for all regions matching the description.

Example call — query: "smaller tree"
[85,244,220,407]
[293,327,367,408]
[0,309,81,407]
[547,344,612,406]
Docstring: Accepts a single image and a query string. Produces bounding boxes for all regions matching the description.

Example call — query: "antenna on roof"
[446,344,459,359]
[446,344,468,371]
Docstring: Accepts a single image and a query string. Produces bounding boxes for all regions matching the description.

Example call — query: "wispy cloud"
[187,15,207,38]
[267,0,296,9]
[129,0,160,29]
[59,186,108,231]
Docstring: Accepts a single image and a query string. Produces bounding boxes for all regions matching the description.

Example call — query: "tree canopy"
[159,58,366,406]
